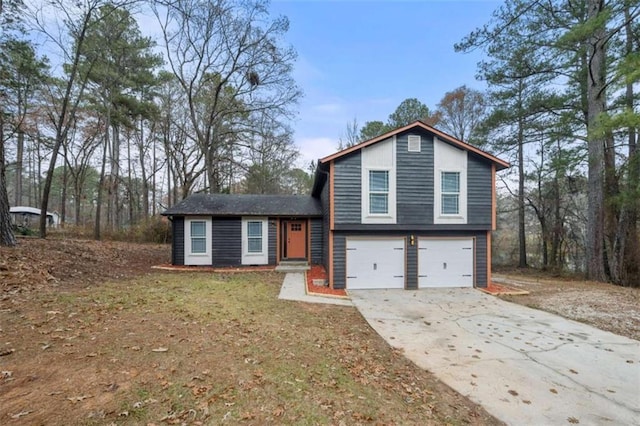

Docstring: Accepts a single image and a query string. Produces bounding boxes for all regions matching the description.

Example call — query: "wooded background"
[0,0,638,286]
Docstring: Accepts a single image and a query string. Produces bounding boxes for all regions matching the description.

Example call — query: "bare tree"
[337,117,360,150]
[154,0,301,194]
[436,85,487,143]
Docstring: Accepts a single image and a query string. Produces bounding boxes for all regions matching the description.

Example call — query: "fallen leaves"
[67,395,93,403]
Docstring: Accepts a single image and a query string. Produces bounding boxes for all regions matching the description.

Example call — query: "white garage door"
[346,238,405,289]
[418,238,474,288]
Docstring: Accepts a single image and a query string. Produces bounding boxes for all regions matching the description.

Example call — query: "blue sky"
[268,0,502,167]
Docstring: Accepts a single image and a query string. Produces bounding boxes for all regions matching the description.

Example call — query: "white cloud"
[295,136,338,168]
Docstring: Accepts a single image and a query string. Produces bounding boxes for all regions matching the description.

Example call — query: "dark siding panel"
[468,154,492,225]
[212,217,241,267]
[334,153,361,224]
[310,218,323,264]
[172,217,184,265]
[475,232,487,287]
[396,131,434,225]
[333,234,346,289]
[406,238,417,289]
[321,184,330,269]
[268,218,277,265]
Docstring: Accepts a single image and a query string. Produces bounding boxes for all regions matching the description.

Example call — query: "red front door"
[286,221,306,259]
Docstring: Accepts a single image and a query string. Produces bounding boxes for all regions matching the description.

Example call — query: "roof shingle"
[162,194,322,217]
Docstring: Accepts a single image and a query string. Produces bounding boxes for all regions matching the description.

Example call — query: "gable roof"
[161,194,322,217]
[320,120,510,170]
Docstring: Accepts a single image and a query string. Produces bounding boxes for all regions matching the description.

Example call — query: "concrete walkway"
[350,288,640,426]
[278,272,352,306]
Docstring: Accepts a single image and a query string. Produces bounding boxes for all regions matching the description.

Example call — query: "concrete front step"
[276,261,310,272]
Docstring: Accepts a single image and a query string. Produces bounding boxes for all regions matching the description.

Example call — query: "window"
[441,172,460,215]
[369,170,389,214]
[247,221,263,253]
[291,223,302,231]
[408,135,421,152]
[190,221,207,254]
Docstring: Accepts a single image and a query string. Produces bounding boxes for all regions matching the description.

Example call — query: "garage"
[346,238,405,289]
[418,238,474,287]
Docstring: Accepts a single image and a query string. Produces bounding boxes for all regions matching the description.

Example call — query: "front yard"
[1,239,497,425]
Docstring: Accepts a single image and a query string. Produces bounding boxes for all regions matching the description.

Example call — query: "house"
[161,121,510,289]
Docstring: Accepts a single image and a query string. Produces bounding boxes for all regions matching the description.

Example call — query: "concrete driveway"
[349,288,640,425]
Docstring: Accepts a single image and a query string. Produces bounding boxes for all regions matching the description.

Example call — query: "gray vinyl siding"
[475,232,488,287]
[468,154,493,225]
[333,153,361,224]
[310,218,323,264]
[172,217,185,265]
[321,184,330,269]
[268,217,277,265]
[396,131,434,225]
[332,233,346,289]
[406,236,418,289]
[212,217,241,267]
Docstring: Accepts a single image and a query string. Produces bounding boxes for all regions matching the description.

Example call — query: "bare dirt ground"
[1,238,500,425]
[494,269,640,341]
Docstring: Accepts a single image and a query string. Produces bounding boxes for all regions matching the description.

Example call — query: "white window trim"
[440,171,461,216]
[433,137,467,224]
[368,170,390,215]
[184,217,212,265]
[361,137,396,224]
[241,217,268,265]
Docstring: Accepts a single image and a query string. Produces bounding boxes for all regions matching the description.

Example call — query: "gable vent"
[408,135,421,152]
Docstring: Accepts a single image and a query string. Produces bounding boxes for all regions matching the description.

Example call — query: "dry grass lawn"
[494,270,640,341]
[1,239,499,425]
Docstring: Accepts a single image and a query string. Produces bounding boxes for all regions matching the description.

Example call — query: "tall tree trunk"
[109,123,121,230]
[127,132,134,225]
[60,146,68,227]
[14,129,24,206]
[517,87,527,268]
[151,134,156,216]
[585,0,607,282]
[0,122,17,246]
[94,135,108,240]
[75,179,82,227]
[550,139,562,268]
[621,4,640,287]
[38,138,62,238]
[139,117,149,219]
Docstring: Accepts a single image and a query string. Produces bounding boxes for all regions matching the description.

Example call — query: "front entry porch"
[280,219,309,261]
